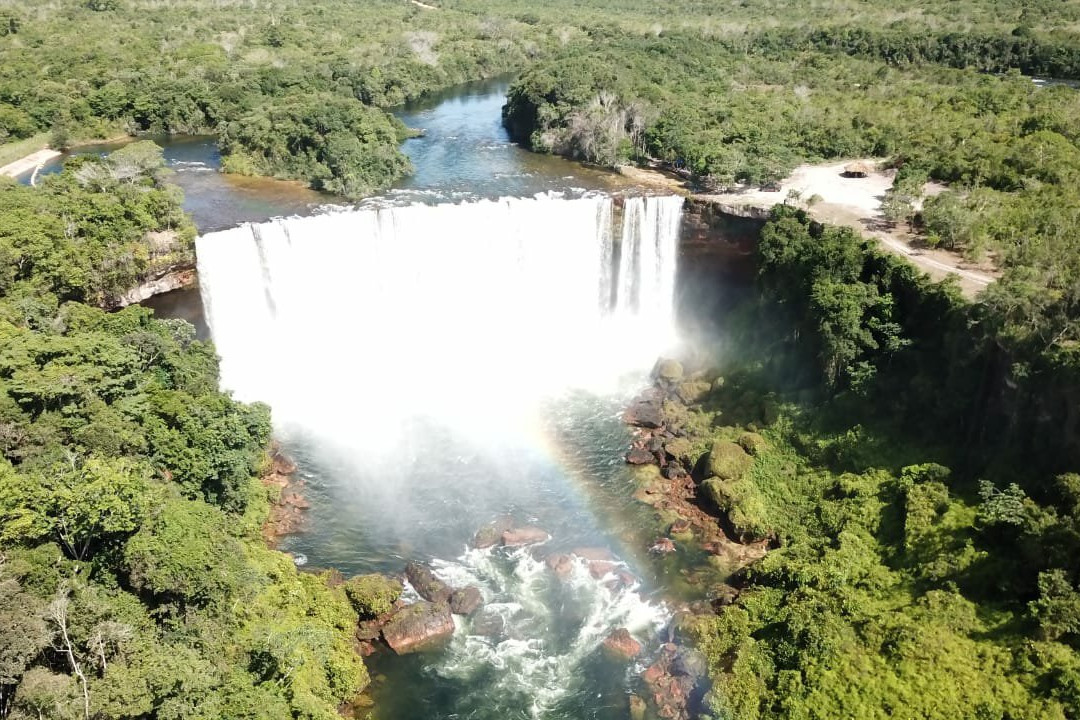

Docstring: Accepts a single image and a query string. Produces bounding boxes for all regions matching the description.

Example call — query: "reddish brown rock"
[382,602,454,654]
[602,628,642,661]
[546,553,574,580]
[449,586,483,616]
[589,560,617,579]
[501,526,550,547]
[641,661,666,684]
[651,537,676,554]
[626,448,657,465]
[281,492,311,509]
[472,516,514,549]
[405,562,452,604]
[625,401,663,428]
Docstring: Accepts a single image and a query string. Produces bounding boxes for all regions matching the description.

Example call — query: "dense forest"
[4,0,1080,194]
[0,153,371,718]
[3,0,1080,719]
[677,206,1080,718]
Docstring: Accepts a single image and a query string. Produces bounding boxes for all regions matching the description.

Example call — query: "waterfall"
[197,194,683,718]
[197,194,683,441]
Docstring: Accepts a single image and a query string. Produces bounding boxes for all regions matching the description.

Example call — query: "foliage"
[0,142,193,306]
[219,95,413,199]
[0,151,366,718]
[686,208,1080,719]
[343,573,404,619]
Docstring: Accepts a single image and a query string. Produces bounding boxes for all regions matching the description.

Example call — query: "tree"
[0,557,50,718]
[0,456,151,561]
[1030,570,1080,641]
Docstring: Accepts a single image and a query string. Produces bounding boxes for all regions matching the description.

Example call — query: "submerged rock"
[571,547,615,562]
[501,526,550,547]
[602,627,642,661]
[405,562,452,604]
[470,608,506,638]
[546,553,574,580]
[381,602,454,654]
[449,586,483,616]
[472,516,514,549]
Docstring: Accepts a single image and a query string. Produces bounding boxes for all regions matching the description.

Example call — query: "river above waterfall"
[29,79,630,232]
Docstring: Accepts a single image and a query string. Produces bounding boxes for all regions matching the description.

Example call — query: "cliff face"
[116,265,197,307]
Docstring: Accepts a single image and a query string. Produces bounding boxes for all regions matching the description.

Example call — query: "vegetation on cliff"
[676,206,1080,719]
[0,156,367,719]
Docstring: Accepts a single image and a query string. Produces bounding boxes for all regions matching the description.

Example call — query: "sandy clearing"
[0,148,61,179]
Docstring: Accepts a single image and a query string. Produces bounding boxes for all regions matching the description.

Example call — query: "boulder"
[709,583,740,607]
[588,560,617,579]
[571,547,615,562]
[706,440,752,481]
[675,380,710,405]
[626,448,656,465]
[405,562,452,604]
[449,586,483,616]
[381,602,454,654]
[471,608,506,638]
[501,526,550,547]
[651,537,676,554]
[654,358,684,383]
[344,573,403,618]
[664,438,693,464]
[737,431,768,456]
[472,516,514,549]
[662,462,688,480]
[672,648,708,678]
[546,553,574,580]
[602,628,642,661]
[625,401,663,429]
[629,694,647,720]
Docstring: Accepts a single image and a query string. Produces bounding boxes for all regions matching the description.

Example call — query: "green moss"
[737,432,768,456]
[344,573,403,618]
[707,440,753,481]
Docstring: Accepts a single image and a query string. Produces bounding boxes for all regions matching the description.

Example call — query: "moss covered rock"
[737,432,768,456]
[707,440,753,481]
[655,358,684,382]
[676,380,712,405]
[701,476,771,542]
[344,573,403,618]
[664,437,694,465]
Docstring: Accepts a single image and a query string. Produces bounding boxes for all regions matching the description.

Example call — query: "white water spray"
[197,194,683,443]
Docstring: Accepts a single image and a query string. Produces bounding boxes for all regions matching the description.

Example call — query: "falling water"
[197,194,683,440]
[196,193,684,719]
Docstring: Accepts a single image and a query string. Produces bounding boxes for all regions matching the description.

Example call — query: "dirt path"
[0,148,60,179]
[626,160,997,298]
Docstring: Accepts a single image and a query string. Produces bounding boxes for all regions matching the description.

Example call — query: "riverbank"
[0,147,60,179]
